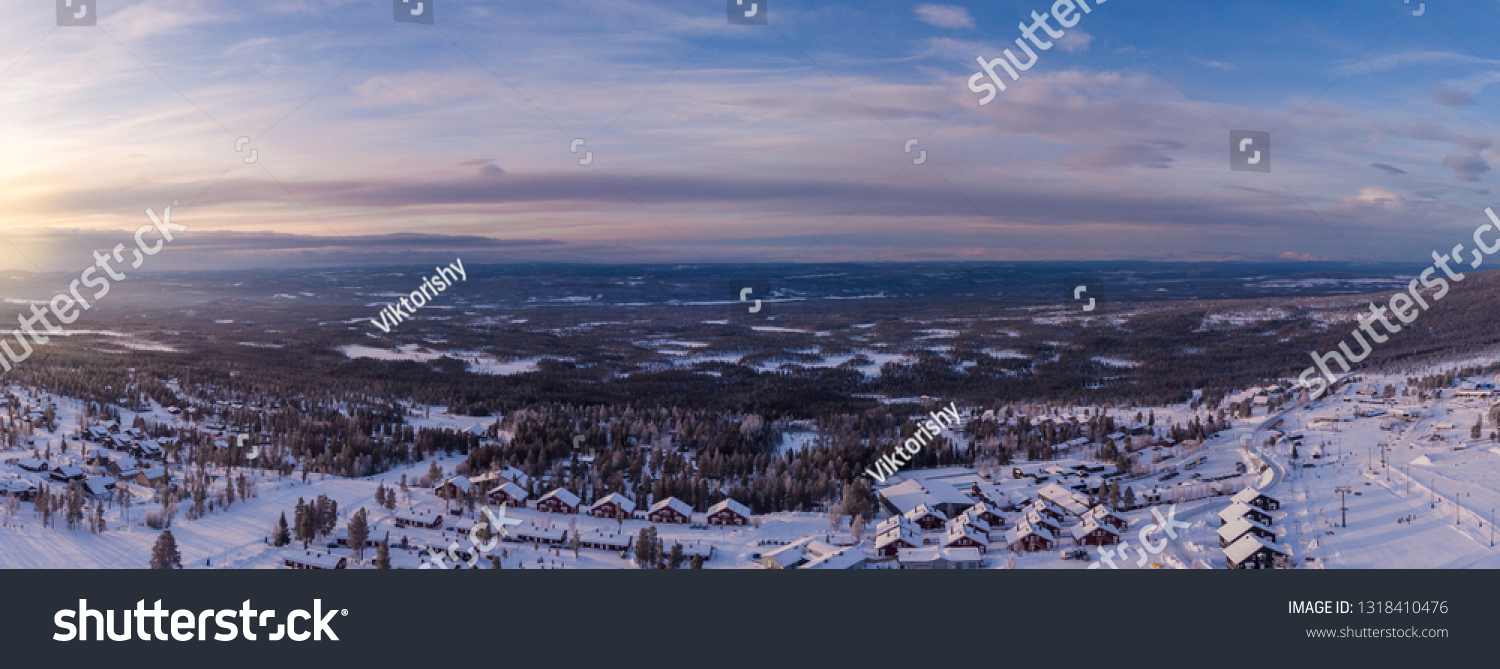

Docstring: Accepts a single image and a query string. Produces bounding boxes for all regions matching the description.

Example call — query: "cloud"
[0,230,563,272]
[1369,163,1407,175]
[1061,143,1179,169]
[225,37,277,57]
[1339,50,1497,76]
[1056,29,1095,53]
[1197,59,1236,71]
[1279,251,1320,261]
[350,71,488,107]
[1338,186,1403,209]
[456,159,505,179]
[1443,155,1490,182]
[1433,89,1475,106]
[913,4,975,29]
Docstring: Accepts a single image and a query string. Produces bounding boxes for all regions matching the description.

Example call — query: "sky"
[1,0,1500,270]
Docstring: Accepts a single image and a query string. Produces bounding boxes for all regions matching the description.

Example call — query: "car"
[1059,549,1090,561]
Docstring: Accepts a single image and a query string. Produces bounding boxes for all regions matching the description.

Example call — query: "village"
[0,360,1498,570]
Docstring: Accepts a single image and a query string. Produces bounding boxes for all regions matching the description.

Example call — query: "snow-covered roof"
[1231,487,1279,506]
[878,515,914,534]
[706,498,751,518]
[904,503,948,523]
[762,537,862,569]
[801,543,866,570]
[649,497,692,517]
[575,528,632,548]
[1005,523,1051,545]
[1088,505,1124,521]
[1224,534,1289,565]
[954,511,991,534]
[537,488,581,508]
[395,510,440,525]
[1024,510,1057,528]
[1070,518,1118,540]
[499,466,531,487]
[1032,496,1064,511]
[83,476,116,495]
[943,522,986,548]
[1035,483,1089,514]
[493,482,527,499]
[897,546,983,564]
[875,526,919,549]
[0,479,36,495]
[1217,516,1275,544]
[514,523,566,542]
[590,492,636,514]
[762,538,815,568]
[1218,502,1265,524]
[969,501,1001,518]
[15,457,47,471]
[879,479,944,513]
[284,550,345,569]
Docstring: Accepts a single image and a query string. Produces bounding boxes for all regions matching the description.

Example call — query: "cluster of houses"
[1002,484,1129,553]
[871,477,1130,562]
[1218,487,1289,569]
[761,536,869,569]
[435,472,756,527]
[78,424,166,460]
[4,454,147,501]
[283,551,348,570]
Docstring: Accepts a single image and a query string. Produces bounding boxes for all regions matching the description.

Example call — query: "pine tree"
[274,512,291,547]
[690,554,704,569]
[348,509,369,563]
[374,539,391,569]
[326,498,339,536]
[150,530,182,569]
[293,498,308,547]
[634,527,651,567]
[668,543,684,569]
[35,483,48,528]
[298,499,317,548]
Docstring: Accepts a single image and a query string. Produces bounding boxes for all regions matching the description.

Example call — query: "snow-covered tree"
[150,530,182,569]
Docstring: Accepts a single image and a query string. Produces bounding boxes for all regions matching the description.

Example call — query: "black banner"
[5,570,1488,666]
